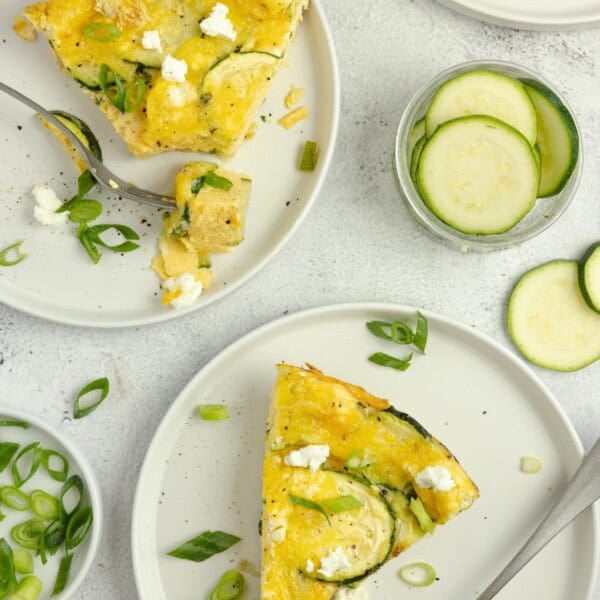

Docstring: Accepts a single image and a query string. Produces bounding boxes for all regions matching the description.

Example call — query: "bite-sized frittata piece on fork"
[24,0,309,155]
[261,364,479,599]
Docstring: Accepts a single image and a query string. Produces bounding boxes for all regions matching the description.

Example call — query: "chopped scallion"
[344,448,375,470]
[0,487,30,511]
[65,506,93,550]
[12,548,33,575]
[30,490,60,520]
[204,170,233,191]
[321,495,364,513]
[413,312,428,353]
[40,449,69,483]
[0,420,29,429]
[10,519,47,550]
[520,456,542,474]
[50,553,73,596]
[298,140,318,172]
[40,520,66,561]
[10,574,42,599]
[0,241,26,267]
[11,442,41,488]
[209,569,245,600]
[167,530,241,563]
[60,475,84,518]
[73,377,110,419]
[83,22,121,42]
[99,64,126,112]
[0,538,17,596]
[368,352,413,371]
[0,443,20,473]
[197,404,229,421]
[191,176,205,194]
[409,497,435,534]
[289,494,331,526]
[124,78,147,113]
[399,562,437,587]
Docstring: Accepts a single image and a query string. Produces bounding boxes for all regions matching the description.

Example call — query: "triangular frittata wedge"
[261,364,479,599]
[24,0,309,156]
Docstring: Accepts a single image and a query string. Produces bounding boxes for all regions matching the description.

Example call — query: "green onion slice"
[0,443,20,473]
[344,448,375,470]
[399,562,437,587]
[11,575,42,599]
[167,530,241,563]
[322,495,364,513]
[31,490,60,521]
[209,569,245,600]
[124,78,147,113]
[289,494,331,526]
[409,497,435,534]
[11,442,41,488]
[12,548,33,575]
[40,520,66,563]
[520,456,543,474]
[0,420,29,429]
[99,63,126,111]
[40,449,69,483]
[65,506,93,550]
[366,320,413,345]
[10,519,47,550]
[368,352,413,371]
[299,140,318,172]
[0,241,26,267]
[83,22,122,42]
[60,475,84,518]
[0,538,17,596]
[414,312,428,353]
[191,176,205,194]
[74,377,110,419]
[83,224,140,253]
[0,487,30,511]
[204,170,233,191]
[51,553,73,596]
[197,404,229,421]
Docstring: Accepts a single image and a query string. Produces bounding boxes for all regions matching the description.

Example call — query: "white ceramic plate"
[437,0,600,30]
[0,1,338,327]
[0,408,102,599]
[131,302,598,600]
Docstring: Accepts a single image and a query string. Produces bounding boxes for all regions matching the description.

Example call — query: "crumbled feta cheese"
[31,185,69,226]
[317,547,351,578]
[200,2,236,41]
[305,559,314,574]
[165,82,197,108]
[284,445,329,472]
[333,587,369,600]
[141,30,162,52]
[415,465,455,492]
[162,273,203,309]
[161,54,187,82]
[95,0,117,18]
[268,517,287,543]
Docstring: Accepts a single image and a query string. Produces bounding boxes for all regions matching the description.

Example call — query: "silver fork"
[0,81,174,209]
[477,435,600,599]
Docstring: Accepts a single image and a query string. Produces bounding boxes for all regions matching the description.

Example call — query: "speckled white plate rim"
[130,301,599,600]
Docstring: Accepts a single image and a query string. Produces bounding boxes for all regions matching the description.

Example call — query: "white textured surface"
[1,1,600,598]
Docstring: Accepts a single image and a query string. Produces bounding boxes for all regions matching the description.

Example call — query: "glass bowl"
[394,59,583,252]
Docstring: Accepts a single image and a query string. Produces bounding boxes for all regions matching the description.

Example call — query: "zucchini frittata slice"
[261,364,479,599]
[24,0,309,156]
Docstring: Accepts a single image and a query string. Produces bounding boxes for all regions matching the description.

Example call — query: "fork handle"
[477,436,600,600]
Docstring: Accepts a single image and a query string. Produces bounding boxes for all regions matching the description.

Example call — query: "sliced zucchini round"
[425,70,537,145]
[417,115,538,234]
[290,472,395,585]
[407,117,425,161]
[410,136,426,183]
[507,260,600,371]
[50,111,103,161]
[522,79,579,197]
[578,242,600,314]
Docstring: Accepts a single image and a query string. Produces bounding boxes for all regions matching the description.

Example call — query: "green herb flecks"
[289,494,331,526]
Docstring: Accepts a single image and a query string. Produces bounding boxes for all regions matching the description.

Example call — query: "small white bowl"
[0,408,102,599]
[394,59,583,251]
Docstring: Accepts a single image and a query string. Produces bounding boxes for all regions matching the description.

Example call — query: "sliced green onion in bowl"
[399,562,437,587]
[0,538,17,595]
[66,506,93,550]
[9,574,42,599]
[209,569,245,600]
[520,456,543,474]
[0,486,31,511]
[12,548,33,575]
[51,553,73,596]
[39,520,66,563]
[11,519,47,550]
[11,442,41,488]
[0,443,20,473]
[0,420,29,429]
[30,490,60,520]
[197,404,229,421]
[83,22,121,42]
[60,475,84,518]
[0,240,26,267]
[39,449,69,482]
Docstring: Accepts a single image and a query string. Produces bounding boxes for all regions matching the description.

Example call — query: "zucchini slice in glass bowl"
[394,60,582,251]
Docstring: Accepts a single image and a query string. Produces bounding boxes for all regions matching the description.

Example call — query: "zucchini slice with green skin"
[407,118,425,162]
[425,70,537,145]
[522,79,579,197]
[578,242,600,314]
[410,136,426,183]
[299,472,395,585]
[50,111,103,162]
[507,260,600,371]
[417,115,539,235]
